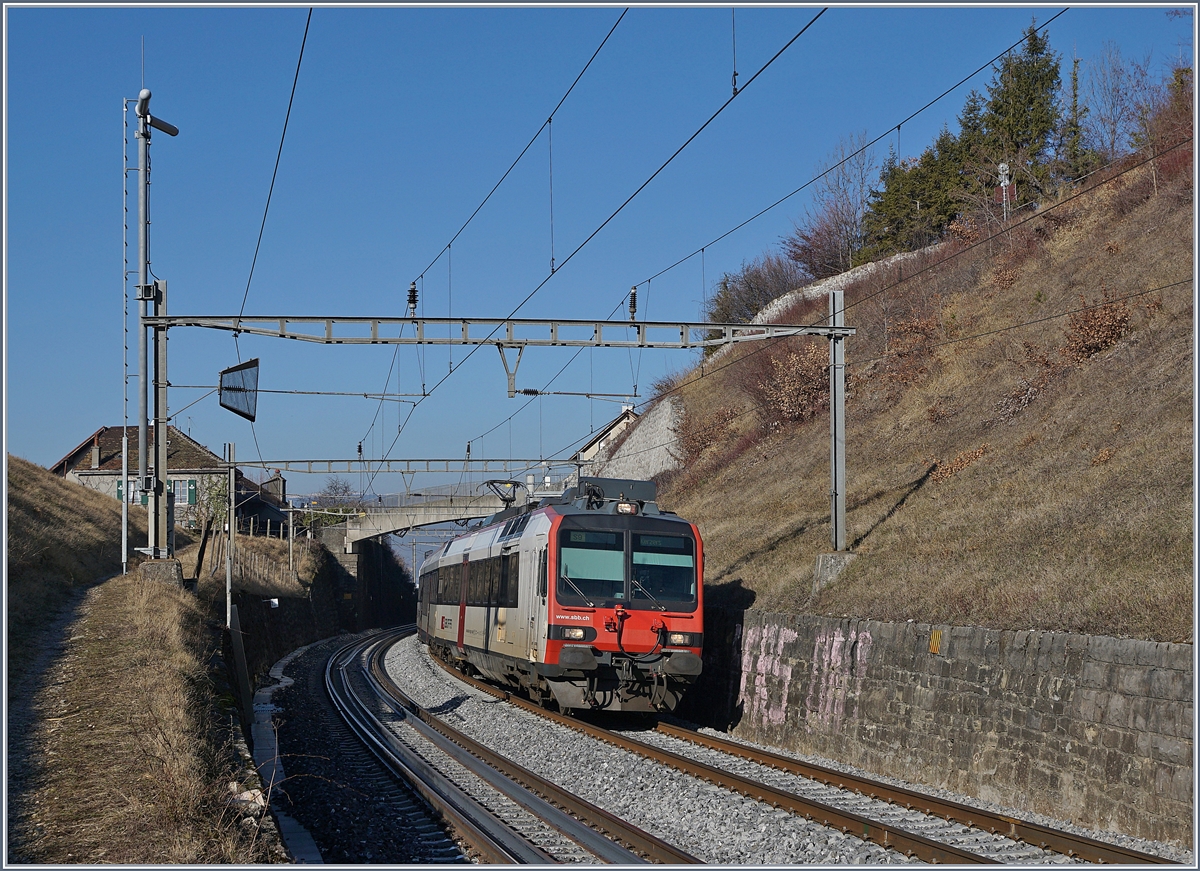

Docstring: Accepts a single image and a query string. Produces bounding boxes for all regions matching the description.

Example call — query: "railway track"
[414,639,1180,866]
[325,628,700,863]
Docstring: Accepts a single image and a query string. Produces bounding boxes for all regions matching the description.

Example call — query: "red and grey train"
[416,477,703,713]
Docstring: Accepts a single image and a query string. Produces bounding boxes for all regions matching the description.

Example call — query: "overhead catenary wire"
[228,7,313,478]
[525,6,1077,426]
[452,6,1063,462]
[411,8,628,286]
[235,7,313,331]
[362,9,828,494]
[634,7,1069,290]
[368,9,627,476]
[172,385,423,401]
[549,116,556,273]
[549,276,1192,470]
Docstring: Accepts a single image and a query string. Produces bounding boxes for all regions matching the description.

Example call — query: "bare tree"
[703,251,807,326]
[1084,41,1158,163]
[320,475,359,507]
[784,131,877,279]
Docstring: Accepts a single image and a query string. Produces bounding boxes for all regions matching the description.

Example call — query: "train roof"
[418,477,691,575]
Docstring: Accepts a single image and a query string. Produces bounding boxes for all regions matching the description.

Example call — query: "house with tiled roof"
[50,425,286,532]
[571,406,639,465]
[50,425,227,529]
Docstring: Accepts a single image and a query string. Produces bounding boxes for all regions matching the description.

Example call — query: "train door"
[456,554,468,655]
[499,547,523,652]
[418,572,431,634]
[526,535,548,662]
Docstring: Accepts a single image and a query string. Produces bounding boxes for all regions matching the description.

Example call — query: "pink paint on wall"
[804,626,873,732]
[738,622,800,727]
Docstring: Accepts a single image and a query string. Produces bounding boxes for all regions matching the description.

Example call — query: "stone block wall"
[731,611,1192,845]
[590,396,682,481]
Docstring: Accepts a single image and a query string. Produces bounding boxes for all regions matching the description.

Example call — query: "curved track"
[424,647,1180,865]
[326,628,699,863]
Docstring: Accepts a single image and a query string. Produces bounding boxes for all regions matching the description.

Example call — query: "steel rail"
[652,721,1181,866]
[324,633,550,864]
[429,656,998,864]
[365,635,700,864]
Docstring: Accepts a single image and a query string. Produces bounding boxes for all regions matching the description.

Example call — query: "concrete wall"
[316,527,416,632]
[726,611,1192,845]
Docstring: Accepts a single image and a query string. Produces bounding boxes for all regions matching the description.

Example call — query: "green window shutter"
[188,480,197,505]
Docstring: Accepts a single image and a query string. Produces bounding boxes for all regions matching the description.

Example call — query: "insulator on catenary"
[518,388,540,396]
[629,286,637,321]
[407,281,418,317]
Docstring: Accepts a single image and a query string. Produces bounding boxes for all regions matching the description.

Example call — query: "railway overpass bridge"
[331,493,515,552]
[316,493,519,587]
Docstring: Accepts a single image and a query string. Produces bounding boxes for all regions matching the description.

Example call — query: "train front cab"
[537,508,704,713]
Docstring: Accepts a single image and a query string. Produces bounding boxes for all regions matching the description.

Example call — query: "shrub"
[930,443,991,482]
[757,340,829,426]
[672,403,740,465]
[1060,289,1131,363]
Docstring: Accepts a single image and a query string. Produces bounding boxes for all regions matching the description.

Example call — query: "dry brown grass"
[6,457,278,863]
[658,161,1193,642]
[12,572,273,863]
[7,455,150,690]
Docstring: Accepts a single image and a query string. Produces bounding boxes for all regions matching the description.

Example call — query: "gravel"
[383,634,1195,865]
[385,636,912,864]
[269,636,467,864]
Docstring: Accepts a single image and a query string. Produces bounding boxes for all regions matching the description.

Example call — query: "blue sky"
[4,3,1193,499]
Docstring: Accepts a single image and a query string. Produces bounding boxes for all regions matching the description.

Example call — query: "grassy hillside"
[657,154,1193,643]
[6,455,151,686]
[6,456,277,862]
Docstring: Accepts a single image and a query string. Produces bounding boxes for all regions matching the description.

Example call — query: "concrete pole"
[226,443,235,628]
[829,289,847,552]
[154,279,169,555]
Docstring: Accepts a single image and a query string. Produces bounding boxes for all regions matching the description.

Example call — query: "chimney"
[91,435,100,469]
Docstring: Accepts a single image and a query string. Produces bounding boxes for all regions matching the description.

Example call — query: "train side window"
[468,559,483,605]
[488,556,501,607]
[483,556,497,606]
[511,556,520,611]
[504,552,521,607]
[537,549,547,599]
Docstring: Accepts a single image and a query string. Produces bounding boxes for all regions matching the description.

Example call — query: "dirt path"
[6,577,111,862]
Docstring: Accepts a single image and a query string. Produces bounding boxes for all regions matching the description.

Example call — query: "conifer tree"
[981,22,1062,198]
[1057,56,1096,183]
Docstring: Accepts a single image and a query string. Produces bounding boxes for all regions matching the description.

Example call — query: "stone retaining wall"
[590,396,682,481]
[729,611,1193,845]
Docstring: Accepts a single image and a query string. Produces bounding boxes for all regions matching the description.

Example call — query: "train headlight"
[563,627,586,640]
[667,631,694,646]
[616,501,639,515]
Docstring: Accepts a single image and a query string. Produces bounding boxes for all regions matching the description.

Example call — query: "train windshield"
[555,526,698,611]
[631,534,696,610]
[558,530,625,605]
